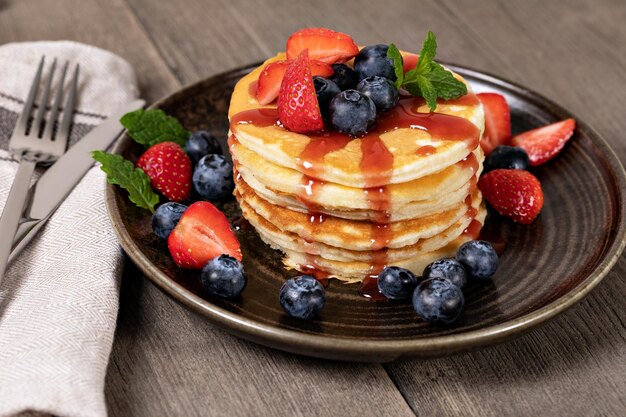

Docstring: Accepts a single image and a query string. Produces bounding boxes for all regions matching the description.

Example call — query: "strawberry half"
[257,59,333,105]
[478,169,544,225]
[286,28,359,64]
[277,50,324,133]
[478,93,511,155]
[137,142,192,202]
[168,201,242,269]
[511,118,576,166]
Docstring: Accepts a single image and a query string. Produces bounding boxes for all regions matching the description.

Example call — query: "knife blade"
[8,98,145,263]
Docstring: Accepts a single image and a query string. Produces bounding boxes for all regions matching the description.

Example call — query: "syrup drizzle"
[230,96,481,295]
[416,145,437,156]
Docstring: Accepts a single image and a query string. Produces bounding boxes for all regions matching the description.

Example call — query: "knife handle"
[0,158,36,283]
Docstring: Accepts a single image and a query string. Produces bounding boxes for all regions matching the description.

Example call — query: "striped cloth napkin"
[0,41,139,417]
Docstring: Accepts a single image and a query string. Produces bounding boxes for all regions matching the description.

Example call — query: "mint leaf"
[120,109,190,148]
[92,151,159,212]
[429,62,467,100]
[416,31,436,74]
[398,31,467,111]
[387,43,405,89]
[418,77,437,112]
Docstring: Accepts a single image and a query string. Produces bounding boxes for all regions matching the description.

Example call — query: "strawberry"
[137,142,192,202]
[168,201,242,269]
[256,59,333,105]
[477,93,511,155]
[286,28,359,64]
[511,118,576,166]
[402,52,419,73]
[277,50,324,133]
[478,169,544,225]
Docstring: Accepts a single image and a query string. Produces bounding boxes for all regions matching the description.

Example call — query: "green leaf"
[387,43,405,88]
[416,30,437,74]
[397,31,468,111]
[92,151,159,212]
[416,76,437,112]
[429,62,468,100]
[120,109,190,148]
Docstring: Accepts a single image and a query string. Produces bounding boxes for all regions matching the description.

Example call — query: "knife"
[8,98,145,263]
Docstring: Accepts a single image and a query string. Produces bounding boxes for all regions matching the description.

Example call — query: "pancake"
[230,136,484,210]
[228,53,485,188]
[239,188,485,263]
[236,164,475,222]
[277,228,484,283]
[235,177,481,251]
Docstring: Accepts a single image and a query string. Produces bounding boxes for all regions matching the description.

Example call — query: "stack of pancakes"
[228,53,486,282]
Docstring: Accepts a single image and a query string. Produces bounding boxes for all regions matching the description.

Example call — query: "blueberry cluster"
[151,130,235,241]
[150,131,246,299]
[377,240,499,325]
[315,45,401,136]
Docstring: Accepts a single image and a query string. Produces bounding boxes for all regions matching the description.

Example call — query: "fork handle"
[0,157,36,284]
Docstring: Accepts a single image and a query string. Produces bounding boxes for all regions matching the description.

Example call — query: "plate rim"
[105,63,626,361]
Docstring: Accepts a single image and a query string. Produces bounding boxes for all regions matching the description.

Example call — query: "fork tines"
[17,56,79,147]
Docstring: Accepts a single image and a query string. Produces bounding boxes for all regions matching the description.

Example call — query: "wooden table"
[2,0,625,415]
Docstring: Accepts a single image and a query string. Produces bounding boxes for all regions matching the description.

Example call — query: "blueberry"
[422,258,467,289]
[329,90,376,136]
[313,76,341,120]
[456,240,498,281]
[329,64,360,91]
[151,202,187,240]
[185,131,221,165]
[356,76,399,112]
[377,266,419,300]
[354,44,397,81]
[201,255,246,298]
[192,154,234,201]
[413,278,464,325]
[483,145,530,173]
[279,275,326,319]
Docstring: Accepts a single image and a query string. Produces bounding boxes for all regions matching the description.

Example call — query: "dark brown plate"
[106,63,626,362]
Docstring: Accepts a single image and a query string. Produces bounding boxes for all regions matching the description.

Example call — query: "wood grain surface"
[1,0,625,416]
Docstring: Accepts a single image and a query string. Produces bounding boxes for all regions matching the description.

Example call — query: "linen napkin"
[0,41,139,417]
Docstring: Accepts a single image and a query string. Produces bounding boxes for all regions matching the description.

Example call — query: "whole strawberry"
[137,141,192,202]
[478,169,544,225]
[277,49,324,133]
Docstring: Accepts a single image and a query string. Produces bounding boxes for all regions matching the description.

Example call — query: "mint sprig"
[120,109,190,148]
[92,151,159,212]
[387,31,467,111]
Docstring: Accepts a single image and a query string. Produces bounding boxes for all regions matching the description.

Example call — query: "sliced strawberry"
[277,50,324,133]
[286,28,359,64]
[478,169,544,225]
[167,201,242,269]
[477,93,511,155]
[402,52,419,73]
[256,59,333,105]
[511,118,576,166]
[137,142,192,202]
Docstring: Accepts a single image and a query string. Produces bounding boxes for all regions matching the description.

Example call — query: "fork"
[0,56,79,284]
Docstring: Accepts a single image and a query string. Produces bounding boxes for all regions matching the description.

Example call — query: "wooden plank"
[0,0,179,102]
[382,0,626,415]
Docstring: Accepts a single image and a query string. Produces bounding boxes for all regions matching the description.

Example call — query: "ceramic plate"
[105,63,626,362]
